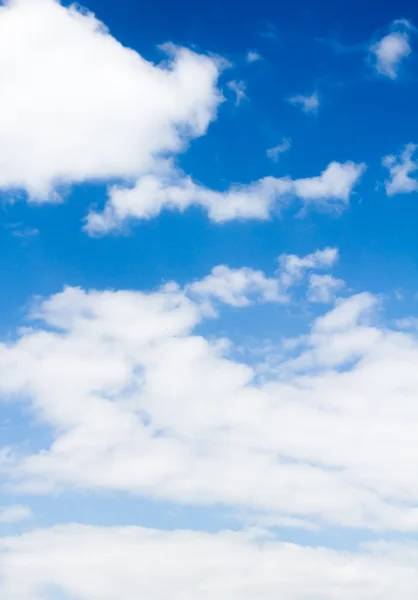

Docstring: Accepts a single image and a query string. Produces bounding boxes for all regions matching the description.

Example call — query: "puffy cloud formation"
[188,247,339,307]
[383,143,418,195]
[1,524,418,600]
[0,0,221,200]
[2,255,418,532]
[370,21,412,79]
[85,161,365,234]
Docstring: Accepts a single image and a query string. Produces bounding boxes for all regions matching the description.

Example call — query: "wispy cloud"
[0,505,33,524]
[266,138,291,162]
[227,80,248,106]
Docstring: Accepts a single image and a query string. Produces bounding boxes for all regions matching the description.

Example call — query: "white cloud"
[370,31,411,79]
[3,263,418,531]
[0,505,32,524]
[307,274,345,303]
[277,247,339,291]
[227,80,247,105]
[0,0,222,200]
[288,92,320,114]
[2,524,418,600]
[188,265,285,307]
[292,161,364,204]
[383,143,418,195]
[0,0,367,235]
[246,50,262,63]
[266,138,291,162]
[188,248,339,307]
[85,161,365,234]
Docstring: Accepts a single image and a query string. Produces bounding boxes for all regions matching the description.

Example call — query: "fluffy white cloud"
[307,274,345,303]
[86,161,365,234]
[0,0,221,200]
[288,92,320,114]
[187,248,339,307]
[266,138,291,162]
[370,29,411,79]
[0,505,32,524]
[292,161,364,204]
[0,0,366,234]
[188,265,285,307]
[383,143,418,195]
[2,260,418,531]
[2,524,418,600]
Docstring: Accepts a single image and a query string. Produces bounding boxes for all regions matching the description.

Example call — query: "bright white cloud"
[288,92,320,114]
[0,0,221,200]
[0,505,32,524]
[188,265,285,307]
[0,0,367,236]
[3,262,418,531]
[188,248,339,307]
[383,143,418,195]
[86,161,365,234]
[2,524,418,600]
[307,274,345,303]
[292,161,365,204]
[370,30,411,79]
[266,138,291,162]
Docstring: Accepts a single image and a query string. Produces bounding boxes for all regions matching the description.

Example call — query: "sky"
[1,0,418,597]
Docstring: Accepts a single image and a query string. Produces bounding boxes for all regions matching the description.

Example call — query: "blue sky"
[1,0,418,598]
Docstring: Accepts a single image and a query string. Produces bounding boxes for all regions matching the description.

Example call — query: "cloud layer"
[2,524,418,600]
[2,256,418,532]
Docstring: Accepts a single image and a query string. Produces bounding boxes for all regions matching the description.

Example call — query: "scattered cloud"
[189,265,286,307]
[266,138,291,162]
[188,248,339,308]
[383,143,418,195]
[288,92,320,114]
[319,18,415,81]
[85,161,365,234]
